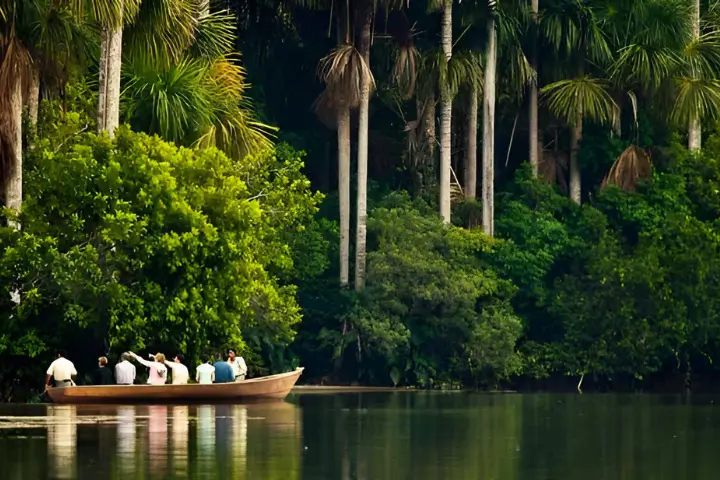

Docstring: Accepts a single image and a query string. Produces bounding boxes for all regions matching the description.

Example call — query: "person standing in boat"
[196,355,215,384]
[115,352,136,385]
[93,356,114,385]
[45,350,77,389]
[129,351,168,385]
[227,349,248,382]
[162,354,189,385]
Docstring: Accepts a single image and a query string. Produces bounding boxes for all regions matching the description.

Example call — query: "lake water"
[1,391,719,479]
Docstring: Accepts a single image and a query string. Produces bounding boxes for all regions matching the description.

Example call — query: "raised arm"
[163,360,176,369]
[130,353,154,368]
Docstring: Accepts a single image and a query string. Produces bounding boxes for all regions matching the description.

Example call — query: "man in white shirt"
[163,353,189,385]
[115,352,137,385]
[45,351,77,388]
[195,355,215,384]
[227,349,248,382]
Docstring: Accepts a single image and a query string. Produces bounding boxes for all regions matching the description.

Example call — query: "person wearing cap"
[227,349,248,382]
[93,356,114,385]
[162,353,189,385]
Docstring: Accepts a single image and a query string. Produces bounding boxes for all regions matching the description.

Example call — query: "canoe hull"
[46,368,304,404]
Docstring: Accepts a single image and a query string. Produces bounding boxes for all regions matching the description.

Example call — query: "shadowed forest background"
[2,0,720,400]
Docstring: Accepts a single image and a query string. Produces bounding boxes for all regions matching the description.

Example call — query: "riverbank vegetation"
[2,0,720,399]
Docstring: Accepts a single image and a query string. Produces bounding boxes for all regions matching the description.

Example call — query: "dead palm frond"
[316,43,374,110]
[1,8,33,195]
[313,42,375,127]
[450,165,464,203]
[602,145,652,191]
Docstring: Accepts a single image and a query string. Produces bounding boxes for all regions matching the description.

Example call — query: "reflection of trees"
[47,405,77,480]
[301,392,523,479]
[519,395,720,478]
[246,401,301,479]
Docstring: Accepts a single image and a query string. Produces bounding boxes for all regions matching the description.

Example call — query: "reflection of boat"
[46,368,304,404]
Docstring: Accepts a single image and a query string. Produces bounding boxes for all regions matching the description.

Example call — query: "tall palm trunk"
[27,65,40,130]
[570,104,583,204]
[464,85,478,198]
[689,0,701,150]
[439,0,453,223]
[338,108,351,287]
[5,72,23,215]
[354,4,373,291]
[528,0,539,175]
[423,96,436,159]
[482,16,496,236]
[98,3,124,138]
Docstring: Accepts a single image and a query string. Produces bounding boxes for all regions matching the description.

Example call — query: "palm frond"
[65,0,141,28]
[611,44,681,92]
[123,56,215,141]
[602,145,652,191]
[189,8,236,60]
[391,42,420,100]
[315,43,374,113]
[684,31,720,79]
[123,0,199,66]
[669,76,720,125]
[541,75,616,125]
[539,0,611,66]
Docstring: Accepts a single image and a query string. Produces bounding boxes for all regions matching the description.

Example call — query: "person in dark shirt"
[212,358,234,383]
[93,356,114,385]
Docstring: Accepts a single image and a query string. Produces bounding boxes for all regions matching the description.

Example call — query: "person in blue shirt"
[212,357,234,383]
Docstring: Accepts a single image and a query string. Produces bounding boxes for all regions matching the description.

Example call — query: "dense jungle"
[2,0,720,400]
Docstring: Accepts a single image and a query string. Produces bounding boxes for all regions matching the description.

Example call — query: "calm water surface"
[1,392,719,479]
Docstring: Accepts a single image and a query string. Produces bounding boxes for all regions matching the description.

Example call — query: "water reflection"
[23,394,720,479]
[148,405,169,477]
[197,405,216,478]
[117,406,136,477]
[46,405,77,479]
[172,406,189,476]
[230,405,248,479]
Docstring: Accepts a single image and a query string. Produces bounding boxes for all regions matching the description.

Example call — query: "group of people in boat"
[45,349,248,388]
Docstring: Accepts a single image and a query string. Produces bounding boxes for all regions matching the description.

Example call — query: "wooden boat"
[46,367,304,404]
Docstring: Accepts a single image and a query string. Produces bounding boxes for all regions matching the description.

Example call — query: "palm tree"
[123,9,274,158]
[428,0,454,224]
[0,1,25,214]
[1,0,88,214]
[539,0,613,204]
[610,0,720,152]
[354,0,374,290]
[528,0,539,174]
[316,39,369,288]
[482,8,497,235]
[689,0,701,149]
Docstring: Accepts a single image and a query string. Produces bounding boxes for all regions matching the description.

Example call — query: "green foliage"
[0,102,319,399]
[312,193,523,388]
